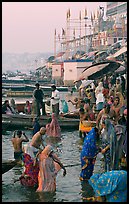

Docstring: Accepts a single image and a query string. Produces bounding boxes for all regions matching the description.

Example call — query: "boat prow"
[2,160,17,174]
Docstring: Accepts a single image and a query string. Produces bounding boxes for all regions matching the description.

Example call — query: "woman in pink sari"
[36,145,66,192]
[46,113,61,137]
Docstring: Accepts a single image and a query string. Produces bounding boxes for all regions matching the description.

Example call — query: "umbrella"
[87,51,98,57]
[47,56,55,62]
[115,65,126,74]
[95,50,107,57]
[107,46,127,60]
[113,46,127,58]
[81,61,122,80]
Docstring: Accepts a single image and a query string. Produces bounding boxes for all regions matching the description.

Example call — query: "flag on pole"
[93,12,96,20]
[67,9,71,19]
[85,8,87,17]
[62,28,65,36]
[97,9,99,19]
[66,10,69,19]
[79,10,81,20]
[73,28,75,36]
[68,9,71,18]
[58,34,60,41]
[91,12,93,25]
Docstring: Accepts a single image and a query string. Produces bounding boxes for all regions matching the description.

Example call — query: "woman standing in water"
[46,113,61,137]
[100,119,118,171]
[36,145,66,192]
[83,170,127,202]
[80,127,100,180]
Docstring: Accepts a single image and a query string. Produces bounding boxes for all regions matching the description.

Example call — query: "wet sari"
[36,145,61,192]
[100,127,111,171]
[46,113,61,137]
[89,170,127,202]
[80,128,98,180]
[115,124,126,164]
[105,119,118,170]
[20,153,39,187]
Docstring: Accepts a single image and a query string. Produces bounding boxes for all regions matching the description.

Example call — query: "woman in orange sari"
[36,145,66,192]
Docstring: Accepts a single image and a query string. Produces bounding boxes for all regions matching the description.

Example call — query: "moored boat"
[2,113,80,130]
[2,160,17,174]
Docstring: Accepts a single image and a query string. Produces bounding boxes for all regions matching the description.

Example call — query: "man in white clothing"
[51,85,60,116]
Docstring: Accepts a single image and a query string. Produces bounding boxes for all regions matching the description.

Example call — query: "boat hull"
[2,160,17,174]
[2,114,80,130]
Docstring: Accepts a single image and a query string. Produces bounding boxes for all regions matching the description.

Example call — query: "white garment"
[45,104,51,114]
[6,107,13,115]
[51,89,60,105]
[96,93,105,105]
[23,143,39,159]
[95,82,104,98]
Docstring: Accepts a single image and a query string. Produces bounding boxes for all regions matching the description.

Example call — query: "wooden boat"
[2,84,72,97]
[2,160,17,174]
[2,113,80,130]
[6,90,33,97]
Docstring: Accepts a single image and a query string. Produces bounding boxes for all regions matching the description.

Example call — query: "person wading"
[11,130,29,161]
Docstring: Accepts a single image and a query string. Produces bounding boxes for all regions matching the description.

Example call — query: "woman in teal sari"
[100,119,118,171]
[86,170,127,202]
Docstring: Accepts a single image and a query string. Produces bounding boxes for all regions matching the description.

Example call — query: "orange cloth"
[36,145,61,192]
[79,121,92,132]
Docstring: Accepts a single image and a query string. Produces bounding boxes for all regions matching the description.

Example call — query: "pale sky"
[2,2,107,54]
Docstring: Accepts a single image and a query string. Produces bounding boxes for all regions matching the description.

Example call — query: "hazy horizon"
[2,2,107,54]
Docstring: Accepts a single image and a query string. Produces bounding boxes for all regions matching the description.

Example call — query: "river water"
[2,129,104,202]
[2,91,104,202]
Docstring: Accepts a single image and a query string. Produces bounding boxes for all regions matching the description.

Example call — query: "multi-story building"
[106,2,127,44]
[106,2,127,20]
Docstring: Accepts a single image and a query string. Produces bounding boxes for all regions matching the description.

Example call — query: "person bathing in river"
[46,113,61,138]
[11,130,29,161]
[80,127,100,181]
[36,144,66,192]
[83,170,127,202]
[19,151,40,187]
[100,119,119,171]
[23,127,46,159]
[26,117,40,136]
[19,127,47,187]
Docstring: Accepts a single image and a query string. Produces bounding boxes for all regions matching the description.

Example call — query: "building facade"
[63,59,92,86]
[106,2,127,20]
[52,62,64,85]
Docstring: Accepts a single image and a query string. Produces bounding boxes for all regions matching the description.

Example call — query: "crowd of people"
[3,72,127,201]
[76,73,127,202]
